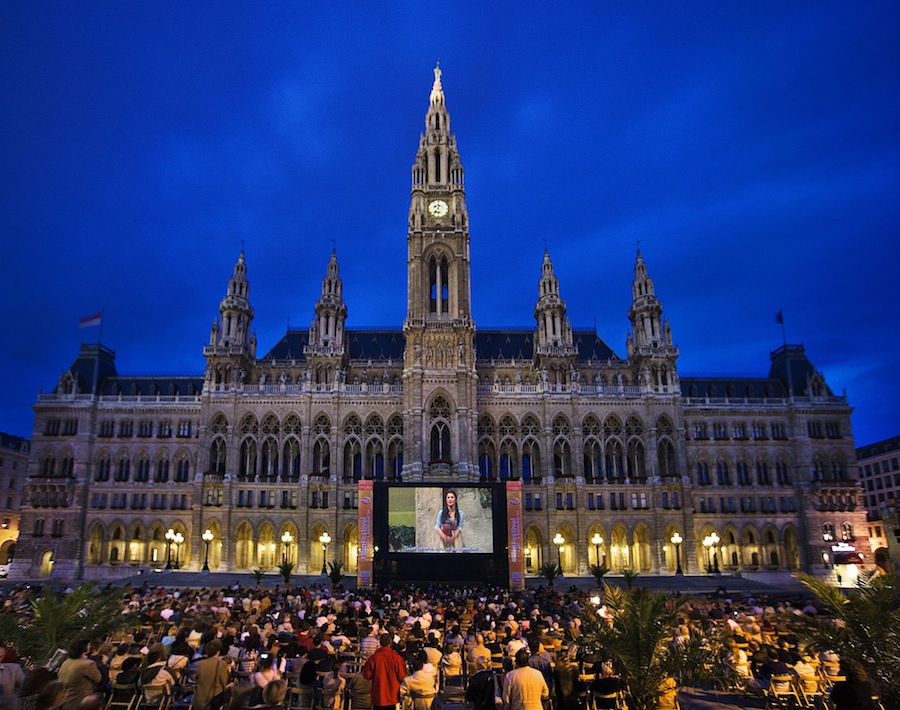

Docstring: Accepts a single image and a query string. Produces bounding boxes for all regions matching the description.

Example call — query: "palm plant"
[590,564,609,587]
[621,568,639,589]
[276,560,294,584]
[539,561,562,587]
[0,584,135,666]
[250,568,266,586]
[577,584,731,710]
[327,560,344,586]
[794,572,900,708]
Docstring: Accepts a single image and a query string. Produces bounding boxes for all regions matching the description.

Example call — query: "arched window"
[429,397,452,463]
[208,439,226,474]
[430,422,451,462]
[428,256,451,315]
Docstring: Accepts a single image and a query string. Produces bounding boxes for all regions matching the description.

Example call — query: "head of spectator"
[514,649,529,668]
[34,681,68,710]
[262,679,287,707]
[204,639,223,658]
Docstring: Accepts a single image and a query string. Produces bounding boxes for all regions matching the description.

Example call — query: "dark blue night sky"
[2,3,898,446]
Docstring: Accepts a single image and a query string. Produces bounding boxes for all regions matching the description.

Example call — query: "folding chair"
[764,675,801,710]
[439,668,468,710]
[138,687,172,710]
[106,683,140,710]
[289,685,317,710]
[590,676,623,710]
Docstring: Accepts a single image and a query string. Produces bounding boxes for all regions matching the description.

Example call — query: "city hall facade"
[11,69,868,582]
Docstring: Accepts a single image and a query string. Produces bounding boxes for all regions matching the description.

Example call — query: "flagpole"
[91,309,104,396]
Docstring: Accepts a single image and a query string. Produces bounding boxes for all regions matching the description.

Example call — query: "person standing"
[435,490,464,550]
[362,634,407,710]
[193,640,232,710]
[465,656,498,710]
[502,650,548,710]
[0,647,26,708]
[57,641,101,710]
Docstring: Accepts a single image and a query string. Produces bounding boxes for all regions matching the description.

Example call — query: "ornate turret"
[213,251,254,350]
[627,250,678,392]
[305,250,347,358]
[204,251,256,387]
[533,250,578,385]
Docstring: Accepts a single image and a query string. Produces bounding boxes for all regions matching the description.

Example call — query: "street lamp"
[703,535,713,573]
[319,531,331,575]
[671,532,683,575]
[165,528,175,569]
[173,531,184,569]
[281,531,294,563]
[202,529,213,572]
[710,532,720,573]
[552,533,565,572]
[590,533,604,567]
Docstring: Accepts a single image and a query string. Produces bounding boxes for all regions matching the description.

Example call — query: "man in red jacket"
[363,633,407,710]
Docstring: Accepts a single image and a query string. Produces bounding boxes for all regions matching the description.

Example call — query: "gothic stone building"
[11,69,867,582]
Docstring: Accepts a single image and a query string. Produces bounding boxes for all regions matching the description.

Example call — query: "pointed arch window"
[428,256,450,314]
[430,422,451,463]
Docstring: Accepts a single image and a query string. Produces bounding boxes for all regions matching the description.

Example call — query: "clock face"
[428,200,449,218]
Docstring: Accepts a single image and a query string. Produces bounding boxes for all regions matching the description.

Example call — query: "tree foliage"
[0,584,135,666]
[794,572,900,707]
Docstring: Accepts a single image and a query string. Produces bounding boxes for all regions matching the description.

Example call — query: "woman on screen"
[435,488,464,550]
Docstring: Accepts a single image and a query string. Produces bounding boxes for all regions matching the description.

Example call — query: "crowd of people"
[0,579,882,710]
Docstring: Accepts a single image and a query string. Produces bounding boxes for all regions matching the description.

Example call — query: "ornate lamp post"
[552,533,565,573]
[590,533,604,567]
[703,535,713,573]
[671,532,683,575]
[173,531,184,569]
[281,531,294,563]
[319,531,331,575]
[710,531,720,573]
[165,528,175,569]
[202,529,213,572]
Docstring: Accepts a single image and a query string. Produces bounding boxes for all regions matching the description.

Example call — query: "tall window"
[428,256,450,314]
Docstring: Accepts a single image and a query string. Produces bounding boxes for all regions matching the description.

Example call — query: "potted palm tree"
[276,560,295,585]
[539,561,562,587]
[621,568,640,589]
[590,564,610,587]
[327,560,344,586]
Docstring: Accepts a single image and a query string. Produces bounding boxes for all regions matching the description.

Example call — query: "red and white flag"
[79,312,102,328]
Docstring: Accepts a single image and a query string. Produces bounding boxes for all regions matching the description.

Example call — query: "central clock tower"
[403,66,478,481]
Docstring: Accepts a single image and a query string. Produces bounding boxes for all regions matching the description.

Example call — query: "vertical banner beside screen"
[357,480,374,587]
[506,480,525,590]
